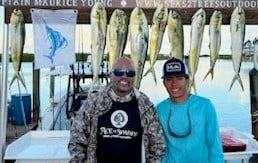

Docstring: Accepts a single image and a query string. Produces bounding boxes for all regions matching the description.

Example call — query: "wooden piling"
[32,62,40,123]
[249,68,258,140]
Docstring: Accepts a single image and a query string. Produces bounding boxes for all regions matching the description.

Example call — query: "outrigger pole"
[0,13,10,163]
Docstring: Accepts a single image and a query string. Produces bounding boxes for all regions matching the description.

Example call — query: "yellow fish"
[129,7,149,89]
[144,4,168,84]
[188,8,206,94]
[108,9,128,70]
[9,9,26,90]
[203,10,222,81]
[229,7,245,91]
[90,2,107,91]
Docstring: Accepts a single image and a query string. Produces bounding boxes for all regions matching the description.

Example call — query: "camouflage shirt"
[68,84,166,163]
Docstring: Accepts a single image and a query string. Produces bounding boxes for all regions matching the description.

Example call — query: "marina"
[1,0,258,162]
[3,128,258,163]
[2,58,258,163]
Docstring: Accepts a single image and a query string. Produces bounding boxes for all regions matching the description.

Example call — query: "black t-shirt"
[96,97,143,163]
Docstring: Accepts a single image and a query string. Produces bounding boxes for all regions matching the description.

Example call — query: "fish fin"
[229,74,244,91]
[229,74,237,91]
[143,68,151,77]
[189,77,197,94]
[192,81,197,94]
[203,68,214,81]
[144,66,157,85]
[9,75,16,89]
[16,72,27,91]
[151,66,157,85]
[9,72,27,91]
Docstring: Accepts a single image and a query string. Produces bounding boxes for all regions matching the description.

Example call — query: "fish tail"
[192,82,197,94]
[91,76,100,88]
[9,75,16,89]
[43,55,54,63]
[143,68,151,77]
[189,77,197,94]
[17,72,27,90]
[229,74,244,91]
[9,71,27,90]
[88,80,101,96]
[143,66,157,85]
[203,68,214,81]
[229,75,237,91]
[151,66,157,85]
[238,76,244,91]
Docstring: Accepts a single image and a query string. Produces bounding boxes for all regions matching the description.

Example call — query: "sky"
[1,6,258,56]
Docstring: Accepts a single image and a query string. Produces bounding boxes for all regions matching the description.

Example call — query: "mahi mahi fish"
[203,10,222,81]
[108,9,128,70]
[229,7,245,91]
[9,9,27,90]
[167,10,184,60]
[129,7,149,89]
[143,4,168,84]
[189,8,206,94]
[90,2,107,90]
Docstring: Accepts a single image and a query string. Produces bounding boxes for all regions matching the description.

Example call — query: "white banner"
[31,8,77,69]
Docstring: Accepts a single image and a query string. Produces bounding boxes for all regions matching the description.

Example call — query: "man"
[68,57,166,163]
[156,57,224,163]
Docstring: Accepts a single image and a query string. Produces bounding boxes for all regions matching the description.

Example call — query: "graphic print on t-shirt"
[96,98,142,163]
[97,98,142,140]
[98,108,139,139]
[111,110,128,128]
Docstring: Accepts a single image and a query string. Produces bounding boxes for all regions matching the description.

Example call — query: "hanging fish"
[203,10,222,81]
[129,7,149,89]
[144,4,168,85]
[167,10,184,60]
[188,8,206,94]
[108,9,128,70]
[9,9,27,90]
[90,2,107,90]
[229,7,245,91]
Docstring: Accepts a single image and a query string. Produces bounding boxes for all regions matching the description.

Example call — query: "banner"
[31,9,77,69]
[4,0,258,9]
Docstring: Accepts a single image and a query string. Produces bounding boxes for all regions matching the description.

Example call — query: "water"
[141,58,254,163]
[142,58,252,134]
[3,57,253,134]
[1,58,255,162]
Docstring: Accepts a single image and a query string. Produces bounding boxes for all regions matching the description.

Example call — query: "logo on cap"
[166,62,181,73]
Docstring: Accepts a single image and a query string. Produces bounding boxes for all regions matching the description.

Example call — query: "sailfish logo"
[40,16,68,63]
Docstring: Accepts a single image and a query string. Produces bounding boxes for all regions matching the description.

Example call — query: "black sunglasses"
[113,68,136,77]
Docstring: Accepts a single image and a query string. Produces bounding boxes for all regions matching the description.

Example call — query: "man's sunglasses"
[113,68,136,77]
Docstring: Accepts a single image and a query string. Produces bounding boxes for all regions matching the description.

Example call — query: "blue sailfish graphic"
[40,16,68,63]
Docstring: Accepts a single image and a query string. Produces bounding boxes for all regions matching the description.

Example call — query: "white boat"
[5,130,71,163]
[38,60,109,130]
[4,127,258,163]
[3,59,110,162]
